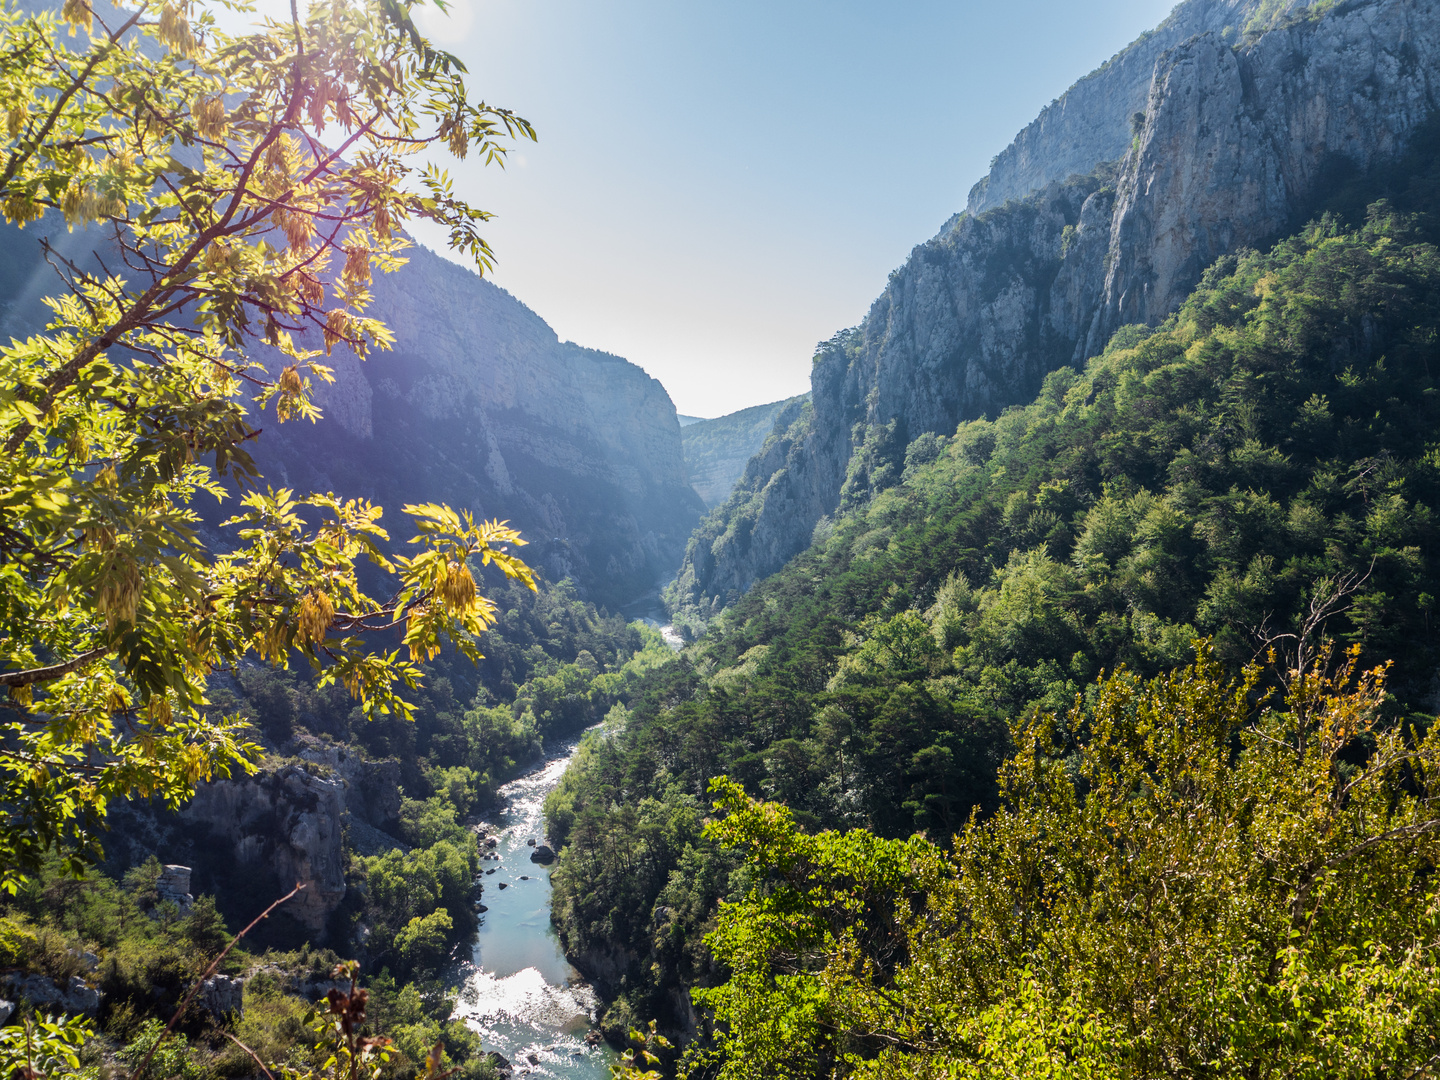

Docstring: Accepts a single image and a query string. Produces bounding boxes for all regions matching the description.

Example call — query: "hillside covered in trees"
[545,184,1440,1069]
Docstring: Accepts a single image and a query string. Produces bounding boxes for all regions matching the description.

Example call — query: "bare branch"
[132,884,306,1080]
[0,647,108,688]
[223,1034,277,1080]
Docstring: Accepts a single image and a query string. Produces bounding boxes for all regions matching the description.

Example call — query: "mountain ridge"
[0,221,705,613]
[670,0,1440,622]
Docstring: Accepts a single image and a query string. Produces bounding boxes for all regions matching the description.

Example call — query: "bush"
[394,909,453,969]
[213,984,315,1078]
[0,915,39,968]
[118,1020,208,1080]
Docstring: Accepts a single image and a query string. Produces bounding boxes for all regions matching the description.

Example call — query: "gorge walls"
[0,229,705,613]
[248,243,706,613]
[673,0,1440,613]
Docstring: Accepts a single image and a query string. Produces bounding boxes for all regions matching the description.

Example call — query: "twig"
[223,1033,277,1080]
[130,883,305,1080]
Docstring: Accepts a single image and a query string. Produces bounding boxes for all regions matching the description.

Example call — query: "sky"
[369,0,1178,417]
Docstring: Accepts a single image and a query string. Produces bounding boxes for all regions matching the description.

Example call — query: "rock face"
[102,736,406,939]
[201,974,245,1018]
[674,0,1440,612]
[968,0,1323,214]
[156,865,195,912]
[180,764,350,932]
[248,244,705,612]
[681,396,809,507]
[2,974,101,1016]
[0,232,703,614]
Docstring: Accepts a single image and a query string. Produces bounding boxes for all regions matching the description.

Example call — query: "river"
[450,734,616,1079]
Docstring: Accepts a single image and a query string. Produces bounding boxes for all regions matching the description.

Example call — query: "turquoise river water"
[450,734,616,1080]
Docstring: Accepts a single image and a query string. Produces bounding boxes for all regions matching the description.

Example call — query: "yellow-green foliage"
[212,979,316,1078]
[696,646,1440,1078]
[0,0,536,893]
[0,914,38,969]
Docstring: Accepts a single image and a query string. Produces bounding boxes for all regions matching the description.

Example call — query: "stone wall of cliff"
[248,244,704,614]
[103,741,404,937]
[0,228,702,616]
[674,0,1440,614]
[681,395,809,508]
[967,0,1321,215]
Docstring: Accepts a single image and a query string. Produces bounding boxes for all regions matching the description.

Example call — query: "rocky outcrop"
[297,741,402,829]
[565,942,634,998]
[2,974,101,1016]
[101,737,405,938]
[675,0,1440,614]
[200,974,245,1018]
[155,864,195,912]
[180,764,350,932]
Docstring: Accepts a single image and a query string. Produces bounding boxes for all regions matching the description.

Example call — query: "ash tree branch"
[0,647,108,688]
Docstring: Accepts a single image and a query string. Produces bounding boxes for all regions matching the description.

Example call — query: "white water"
[638,618,685,652]
[450,740,615,1079]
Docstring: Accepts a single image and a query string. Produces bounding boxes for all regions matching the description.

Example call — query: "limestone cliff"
[673,0,1440,615]
[103,741,404,937]
[248,243,704,613]
[681,396,809,508]
[968,0,1323,214]
[0,231,702,614]
[179,764,350,932]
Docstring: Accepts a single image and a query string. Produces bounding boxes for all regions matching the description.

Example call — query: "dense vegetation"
[243,575,670,928]
[0,857,501,1080]
[550,198,1440,1047]
[696,647,1440,1078]
[0,575,663,1078]
[228,579,661,799]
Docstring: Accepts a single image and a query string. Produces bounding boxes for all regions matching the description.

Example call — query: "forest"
[1,575,669,1078]
[546,186,1440,1072]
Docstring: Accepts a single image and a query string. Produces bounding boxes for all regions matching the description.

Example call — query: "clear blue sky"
[397,0,1178,417]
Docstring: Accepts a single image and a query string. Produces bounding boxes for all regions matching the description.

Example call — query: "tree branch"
[0,647,108,688]
[133,884,306,1080]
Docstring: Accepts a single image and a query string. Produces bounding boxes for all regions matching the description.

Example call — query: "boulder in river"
[526,838,536,846]
[529,845,555,863]
[485,1051,512,1077]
